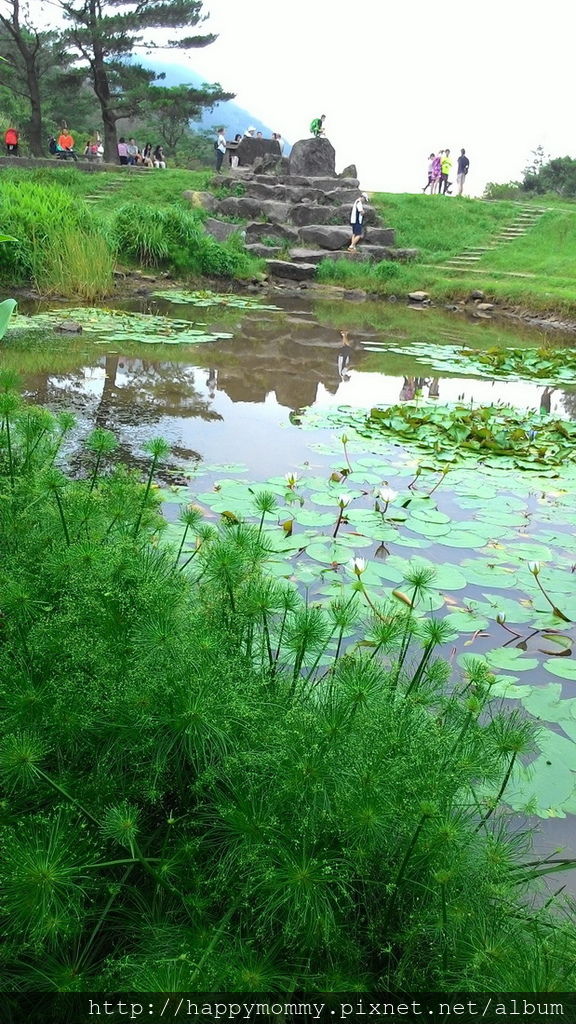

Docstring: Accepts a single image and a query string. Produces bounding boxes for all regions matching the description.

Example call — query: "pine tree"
[58,0,218,160]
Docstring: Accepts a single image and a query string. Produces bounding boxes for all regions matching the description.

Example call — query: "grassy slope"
[2,166,575,313]
[320,193,576,314]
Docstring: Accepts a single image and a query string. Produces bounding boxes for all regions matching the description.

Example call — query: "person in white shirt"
[215,127,226,172]
[348,193,367,251]
[244,126,255,137]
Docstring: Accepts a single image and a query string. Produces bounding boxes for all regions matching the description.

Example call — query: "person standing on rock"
[348,193,367,252]
[215,127,227,172]
[310,114,326,138]
[456,148,470,195]
[440,149,453,194]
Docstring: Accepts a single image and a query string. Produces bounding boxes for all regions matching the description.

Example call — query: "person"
[440,148,452,194]
[244,125,255,137]
[337,331,352,381]
[142,142,154,167]
[4,126,19,156]
[422,153,435,193]
[273,132,285,155]
[127,138,139,165]
[153,145,166,168]
[229,133,242,169]
[117,136,129,165]
[215,126,226,172]
[456,148,470,196]
[348,193,367,252]
[310,114,326,138]
[431,150,442,194]
[57,128,78,160]
[256,131,263,138]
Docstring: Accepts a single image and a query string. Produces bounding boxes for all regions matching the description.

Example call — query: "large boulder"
[323,188,364,205]
[298,225,352,251]
[236,137,281,167]
[203,218,244,243]
[288,137,336,177]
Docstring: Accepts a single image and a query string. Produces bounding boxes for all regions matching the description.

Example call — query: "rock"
[477,302,495,311]
[55,321,83,333]
[235,137,281,167]
[182,190,218,213]
[392,249,419,261]
[265,259,317,281]
[245,243,284,258]
[253,153,283,175]
[203,218,244,243]
[245,222,299,244]
[298,225,351,250]
[470,289,485,300]
[217,196,262,219]
[288,137,336,177]
[323,188,363,205]
[288,205,335,227]
[363,227,396,246]
[339,164,358,179]
[408,291,429,302]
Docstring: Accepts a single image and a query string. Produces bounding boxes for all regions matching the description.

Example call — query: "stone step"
[265,259,316,281]
[289,245,417,264]
[246,243,285,258]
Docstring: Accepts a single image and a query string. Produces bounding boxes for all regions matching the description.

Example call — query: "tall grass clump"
[0,180,114,298]
[113,201,262,279]
[1,390,576,993]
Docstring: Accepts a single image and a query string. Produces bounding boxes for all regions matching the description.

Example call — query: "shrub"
[1,391,576,992]
[483,181,522,200]
[112,201,261,278]
[0,180,114,297]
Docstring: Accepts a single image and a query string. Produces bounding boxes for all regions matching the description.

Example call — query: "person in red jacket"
[5,126,19,156]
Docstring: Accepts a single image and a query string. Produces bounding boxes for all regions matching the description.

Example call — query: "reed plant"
[1,387,576,994]
[0,180,114,296]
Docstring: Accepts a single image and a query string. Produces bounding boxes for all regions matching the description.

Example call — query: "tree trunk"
[24,61,43,155]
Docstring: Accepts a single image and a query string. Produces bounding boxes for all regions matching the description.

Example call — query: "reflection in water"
[13,300,576,473]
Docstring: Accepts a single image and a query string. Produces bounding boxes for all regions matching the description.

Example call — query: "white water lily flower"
[528,561,541,575]
[338,493,351,507]
[378,486,398,503]
[348,557,366,576]
[285,472,299,487]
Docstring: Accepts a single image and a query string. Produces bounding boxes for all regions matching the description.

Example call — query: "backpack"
[48,137,58,155]
[213,140,219,151]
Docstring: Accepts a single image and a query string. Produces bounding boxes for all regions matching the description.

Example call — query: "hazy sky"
[180,0,576,195]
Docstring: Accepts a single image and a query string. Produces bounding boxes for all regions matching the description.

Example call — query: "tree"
[0,2,68,154]
[146,82,234,152]
[59,0,218,161]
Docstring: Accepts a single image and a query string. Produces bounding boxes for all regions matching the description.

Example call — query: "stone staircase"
[83,175,129,205]
[436,205,548,275]
[196,163,418,280]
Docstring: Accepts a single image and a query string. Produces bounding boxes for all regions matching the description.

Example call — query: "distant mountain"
[148,60,282,141]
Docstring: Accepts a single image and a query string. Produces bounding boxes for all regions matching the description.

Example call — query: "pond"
[4,291,576,871]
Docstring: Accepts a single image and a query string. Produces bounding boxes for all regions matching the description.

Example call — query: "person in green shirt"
[310,114,326,137]
[440,148,453,194]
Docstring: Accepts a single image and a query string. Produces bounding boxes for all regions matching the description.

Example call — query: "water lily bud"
[496,613,506,624]
[341,433,349,444]
[378,486,398,503]
[348,556,366,576]
[528,561,541,576]
[338,494,350,508]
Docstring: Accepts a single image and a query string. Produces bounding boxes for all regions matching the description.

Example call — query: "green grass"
[319,192,576,316]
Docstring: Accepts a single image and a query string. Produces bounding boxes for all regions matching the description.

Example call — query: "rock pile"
[184,138,418,281]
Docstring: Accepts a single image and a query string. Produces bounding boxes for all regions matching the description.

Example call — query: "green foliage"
[0,179,113,297]
[112,201,262,278]
[483,181,522,200]
[1,389,576,991]
[523,155,576,197]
